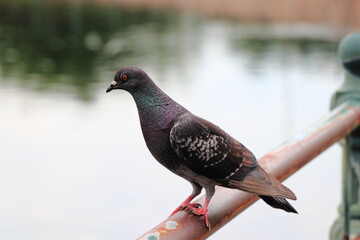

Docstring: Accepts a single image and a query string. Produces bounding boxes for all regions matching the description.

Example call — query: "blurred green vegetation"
[0,0,198,100]
[0,0,338,101]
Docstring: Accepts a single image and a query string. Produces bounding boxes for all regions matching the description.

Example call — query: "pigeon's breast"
[142,126,182,171]
[135,100,188,170]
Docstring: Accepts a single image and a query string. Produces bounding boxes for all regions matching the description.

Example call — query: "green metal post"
[330,33,360,240]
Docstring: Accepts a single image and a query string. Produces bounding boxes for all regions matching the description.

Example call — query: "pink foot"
[189,207,211,230]
[169,195,198,216]
[189,199,211,230]
[169,194,211,230]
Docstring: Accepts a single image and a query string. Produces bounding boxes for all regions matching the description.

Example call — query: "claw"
[189,207,211,230]
[180,205,187,210]
[170,195,198,217]
[170,206,182,216]
[188,207,205,216]
[190,203,202,209]
[206,221,211,230]
[169,195,211,230]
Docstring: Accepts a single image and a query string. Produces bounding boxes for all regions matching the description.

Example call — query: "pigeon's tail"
[260,195,298,213]
[227,165,298,213]
[228,166,297,200]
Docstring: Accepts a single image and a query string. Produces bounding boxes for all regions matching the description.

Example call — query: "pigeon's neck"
[132,83,171,109]
[131,81,186,130]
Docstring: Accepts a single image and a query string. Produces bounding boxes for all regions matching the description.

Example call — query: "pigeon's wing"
[169,114,258,182]
[170,114,297,200]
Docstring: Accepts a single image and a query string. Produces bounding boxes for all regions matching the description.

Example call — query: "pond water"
[0,1,346,239]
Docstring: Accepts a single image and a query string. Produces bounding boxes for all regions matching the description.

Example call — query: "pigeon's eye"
[121,74,128,81]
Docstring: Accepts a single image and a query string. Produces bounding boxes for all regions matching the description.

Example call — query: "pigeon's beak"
[106,80,117,93]
[106,85,113,93]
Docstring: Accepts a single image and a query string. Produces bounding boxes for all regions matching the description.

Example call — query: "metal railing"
[137,33,360,240]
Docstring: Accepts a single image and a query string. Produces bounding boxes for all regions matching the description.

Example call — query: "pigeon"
[106,66,297,230]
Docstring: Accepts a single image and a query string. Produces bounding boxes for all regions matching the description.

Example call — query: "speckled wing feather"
[170,113,296,200]
[169,113,258,183]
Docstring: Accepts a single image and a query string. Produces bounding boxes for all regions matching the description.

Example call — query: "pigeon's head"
[106,66,151,93]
